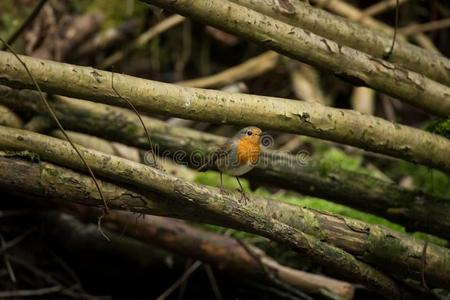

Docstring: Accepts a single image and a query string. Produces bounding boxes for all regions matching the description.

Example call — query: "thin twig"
[0,228,35,255]
[49,250,84,289]
[1,0,48,50]
[421,240,429,290]
[111,71,159,169]
[204,264,223,300]
[97,214,111,241]
[156,260,202,300]
[0,38,109,214]
[356,0,407,21]
[0,286,62,298]
[8,254,61,286]
[3,255,16,283]
[236,240,313,300]
[399,18,450,36]
[383,0,399,59]
[177,51,279,88]
[0,233,16,283]
[177,259,193,300]
[8,254,99,299]
[100,15,185,68]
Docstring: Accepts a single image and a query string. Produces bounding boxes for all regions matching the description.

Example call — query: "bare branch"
[0,129,448,294]
[0,53,449,171]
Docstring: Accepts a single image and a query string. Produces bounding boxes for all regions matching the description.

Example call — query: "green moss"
[195,170,400,229]
[390,161,450,199]
[0,1,33,49]
[364,227,407,262]
[195,170,447,246]
[195,171,249,190]
[42,165,60,178]
[279,193,405,231]
[123,122,139,135]
[318,148,362,175]
[3,150,40,162]
[425,118,450,139]
[317,148,388,181]
[82,0,147,31]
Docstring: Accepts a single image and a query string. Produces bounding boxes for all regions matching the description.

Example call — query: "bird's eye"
[247,130,253,136]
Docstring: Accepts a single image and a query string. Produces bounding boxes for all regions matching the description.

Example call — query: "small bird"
[198,126,263,201]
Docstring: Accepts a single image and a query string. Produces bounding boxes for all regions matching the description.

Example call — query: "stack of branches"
[0,0,449,299]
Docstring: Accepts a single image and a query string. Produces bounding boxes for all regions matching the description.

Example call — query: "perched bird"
[198,126,263,200]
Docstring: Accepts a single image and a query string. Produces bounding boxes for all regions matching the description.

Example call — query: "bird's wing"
[197,142,232,171]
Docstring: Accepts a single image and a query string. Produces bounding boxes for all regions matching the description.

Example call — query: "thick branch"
[140,0,450,116]
[0,56,449,173]
[41,211,352,299]
[103,212,354,300]
[39,212,185,279]
[1,86,450,239]
[0,146,409,299]
[0,104,23,128]
[0,128,448,294]
[230,0,450,86]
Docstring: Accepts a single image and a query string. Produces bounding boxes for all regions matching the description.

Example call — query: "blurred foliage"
[0,1,31,45]
[319,148,362,173]
[426,117,450,139]
[317,147,386,179]
[389,161,450,199]
[75,0,148,30]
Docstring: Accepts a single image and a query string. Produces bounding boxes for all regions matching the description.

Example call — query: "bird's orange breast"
[236,137,260,165]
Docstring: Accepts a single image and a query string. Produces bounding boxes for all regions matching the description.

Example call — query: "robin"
[198,126,263,200]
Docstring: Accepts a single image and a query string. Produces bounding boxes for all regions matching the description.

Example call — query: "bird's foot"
[219,186,230,196]
[237,188,249,204]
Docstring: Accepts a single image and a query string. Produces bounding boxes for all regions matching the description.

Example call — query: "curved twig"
[383,0,399,59]
[0,39,109,213]
[111,71,159,169]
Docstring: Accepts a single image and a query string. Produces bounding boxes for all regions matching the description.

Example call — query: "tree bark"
[0,55,449,173]
[0,151,411,300]
[139,0,450,116]
[230,0,450,86]
[1,87,450,239]
[0,129,448,294]
[103,212,355,300]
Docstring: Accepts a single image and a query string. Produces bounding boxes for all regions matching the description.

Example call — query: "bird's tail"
[197,148,224,172]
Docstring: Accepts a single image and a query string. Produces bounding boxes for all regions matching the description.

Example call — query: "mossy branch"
[0,128,449,294]
[1,87,449,239]
[0,40,109,214]
[0,53,449,173]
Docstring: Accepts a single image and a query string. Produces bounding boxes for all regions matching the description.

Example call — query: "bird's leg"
[219,172,224,194]
[235,177,249,203]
